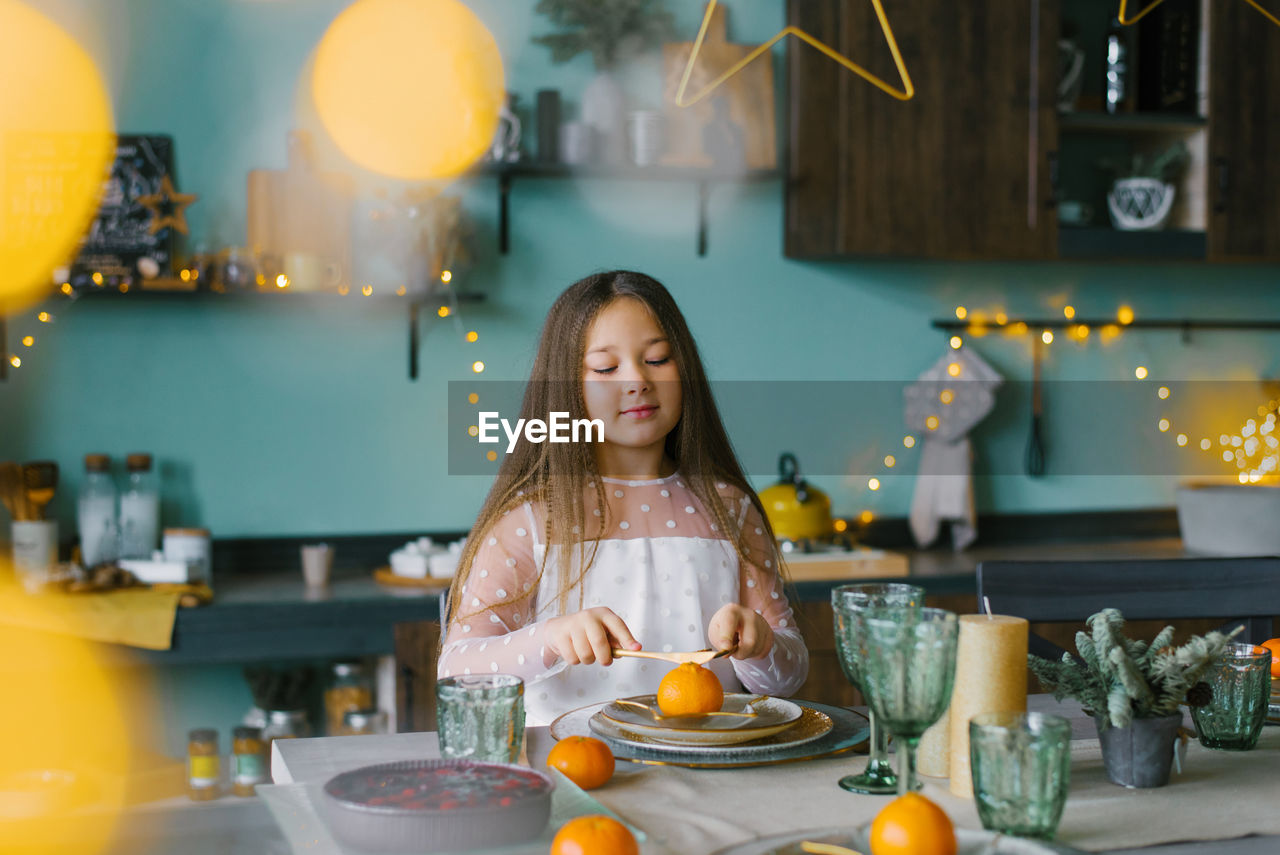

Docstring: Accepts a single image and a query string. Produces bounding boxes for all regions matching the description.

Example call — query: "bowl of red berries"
[321,759,555,852]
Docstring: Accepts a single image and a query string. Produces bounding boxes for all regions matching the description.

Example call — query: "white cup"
[301,543,334,588]
[283,252,342,293]
[12,520,57,592]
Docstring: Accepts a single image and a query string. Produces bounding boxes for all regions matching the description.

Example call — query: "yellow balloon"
[312,0,504,180]
[0,0,114,314]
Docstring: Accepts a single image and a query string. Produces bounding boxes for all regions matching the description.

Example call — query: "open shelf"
[475,160,781,256]
[1058,227,1206,260]
[1058,111,1208,134]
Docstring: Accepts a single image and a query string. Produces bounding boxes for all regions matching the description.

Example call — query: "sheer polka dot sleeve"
[437,510,562,683]
[731,500,809,697]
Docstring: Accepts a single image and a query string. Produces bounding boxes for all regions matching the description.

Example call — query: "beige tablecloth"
[528,720,1280,854]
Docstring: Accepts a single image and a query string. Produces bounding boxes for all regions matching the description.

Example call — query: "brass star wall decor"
[1119,0,1278,27]
[136,174,198,235]
[674,0,914,108]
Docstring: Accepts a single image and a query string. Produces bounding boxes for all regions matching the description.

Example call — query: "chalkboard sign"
[68,135,181,291]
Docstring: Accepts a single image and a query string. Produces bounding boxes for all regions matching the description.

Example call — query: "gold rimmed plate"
[601,694,803,746]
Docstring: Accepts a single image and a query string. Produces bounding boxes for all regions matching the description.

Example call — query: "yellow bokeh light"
[486,450,498,461]
[0,586,131,852]
[1041,330,1053,344]
[868,478,881,491]
[37,312,50,322]
[1200,438,1211,451]
[441,269,453,283]
[1134,366,1148,379]
[179,268,191,282]
[118,282,128,293]
[472,360,485,373]
[21,335,33,347]
[1176,433,1188,446]
[949,336,962,349]
[9,355,20,368]
[91,272,103,286]
[903,436,916,448]
[276,274,289,289]
[1072,324,1089,341]
[466,330,478,342]
[361,284,373,296]
[1063,305,1075,319]
[1223,450,1234,462]
[337,284,350,296]
[395,285,406,296]
[833,518,848,532]
[312,0,504,180]
[468,392,479,404]
[955,306,967,320]
[1239,472,1250,484]
[946,362,961,377]
[859,510,874,524]
[1158,418,1170,432]
[0,1,115,315]
[438,305,451,318]
[468,425,478,437]
[1117,305,1135,325]
[884,455,896,468]
[939,389,954,405]
[995,312,1008,325]
[925,415,939,430]
[1157,386,1170,399]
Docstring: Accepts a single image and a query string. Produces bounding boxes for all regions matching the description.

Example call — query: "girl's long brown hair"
[447,270,782,627]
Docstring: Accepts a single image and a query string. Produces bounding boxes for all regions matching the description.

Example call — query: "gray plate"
[552,700,868,769]
[710,825,1089,855]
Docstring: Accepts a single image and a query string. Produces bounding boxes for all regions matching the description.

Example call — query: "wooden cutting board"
[661,2,777,169]
[782,548,910,582]
[246,131,354,285]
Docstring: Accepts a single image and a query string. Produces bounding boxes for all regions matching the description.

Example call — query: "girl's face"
[581,297,683,459]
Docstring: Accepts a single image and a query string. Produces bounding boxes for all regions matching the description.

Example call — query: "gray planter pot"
[1095,712,1183,788]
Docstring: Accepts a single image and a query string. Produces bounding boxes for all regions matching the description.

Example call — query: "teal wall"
[5,0,1280,540]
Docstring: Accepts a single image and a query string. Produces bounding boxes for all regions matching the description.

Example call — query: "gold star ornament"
[675,0,913,108]
[1118,0,1277,27]
[136,174,197,235]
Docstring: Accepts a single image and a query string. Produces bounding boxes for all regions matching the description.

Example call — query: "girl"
[439,270,808,725]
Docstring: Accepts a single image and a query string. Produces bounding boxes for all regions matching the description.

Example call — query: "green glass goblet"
[831,583,924,795]
[854,606,958,796]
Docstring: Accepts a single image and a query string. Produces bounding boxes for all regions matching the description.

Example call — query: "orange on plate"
[550,814,639,855]
[655,662,724,717]
[1258,638,1280,679]
[546,735,615,790]
[869,792,957,855]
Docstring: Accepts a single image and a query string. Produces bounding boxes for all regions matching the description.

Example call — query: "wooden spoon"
[800,843,864,855]
[609,645,737,665]
[0,461,26,521]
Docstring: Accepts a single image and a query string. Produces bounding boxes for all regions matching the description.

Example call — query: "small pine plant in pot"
[1029,608,1240,788]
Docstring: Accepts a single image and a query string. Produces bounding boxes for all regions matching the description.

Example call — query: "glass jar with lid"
[325,661,373,736]
[261,709,311,745]
[187,728,221,801]
[231,726,267,796]
[340,708,389,736]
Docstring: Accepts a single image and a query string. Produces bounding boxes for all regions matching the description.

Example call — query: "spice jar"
[325,661,373,735]
[340,708,389,736]
[231,726,267,797]
[187,728,220,801]
[262,709,311,745]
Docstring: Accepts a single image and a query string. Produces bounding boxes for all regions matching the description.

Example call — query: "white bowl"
[1176,483,1280,555]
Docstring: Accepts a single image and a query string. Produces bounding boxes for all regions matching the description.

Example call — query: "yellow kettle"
[758,453,833,542]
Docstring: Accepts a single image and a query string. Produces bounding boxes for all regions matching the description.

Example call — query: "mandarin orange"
[655,662,724,716]
[546,735,615,790]
[868,792,957,855]
[550,814,639,855]
[1259,638,1280,679]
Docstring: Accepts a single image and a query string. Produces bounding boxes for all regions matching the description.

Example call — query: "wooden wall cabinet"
[786,0,1280,262]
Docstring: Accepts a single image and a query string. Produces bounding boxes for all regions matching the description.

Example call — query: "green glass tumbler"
[436,674,525,762]
[1191,642,1272,751]
[854,606,958,796]
[831,583,925,795]
[970,712,1072,841]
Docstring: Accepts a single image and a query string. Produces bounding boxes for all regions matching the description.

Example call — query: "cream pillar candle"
[917,707,950,777]
[948,613,1029,798]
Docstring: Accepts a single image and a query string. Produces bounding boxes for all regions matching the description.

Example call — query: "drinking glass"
[970,712,1072,840]
[1191,642,1272,751]
[436,675,525,763]
[831,583,924,794]
[854,607,958,795]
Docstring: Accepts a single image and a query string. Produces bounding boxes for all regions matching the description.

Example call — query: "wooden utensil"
[800,842,864,855]
[0,461,27,521]
[609,645,737,665]
[22,461,58,521]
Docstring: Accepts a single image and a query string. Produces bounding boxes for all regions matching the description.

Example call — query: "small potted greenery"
[533,0,675,164]
[1103,141,1190,231]
[1029,608,1239,788]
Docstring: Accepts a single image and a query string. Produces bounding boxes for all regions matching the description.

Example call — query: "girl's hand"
[708,604,775,660]
[545,607,641,667]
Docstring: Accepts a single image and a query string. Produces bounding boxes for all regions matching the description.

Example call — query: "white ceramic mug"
[301,543,334,588]
[283,252,343,293]
[12,520,57,592]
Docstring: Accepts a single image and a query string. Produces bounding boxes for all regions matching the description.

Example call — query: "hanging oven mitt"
[904,347,1003,549]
